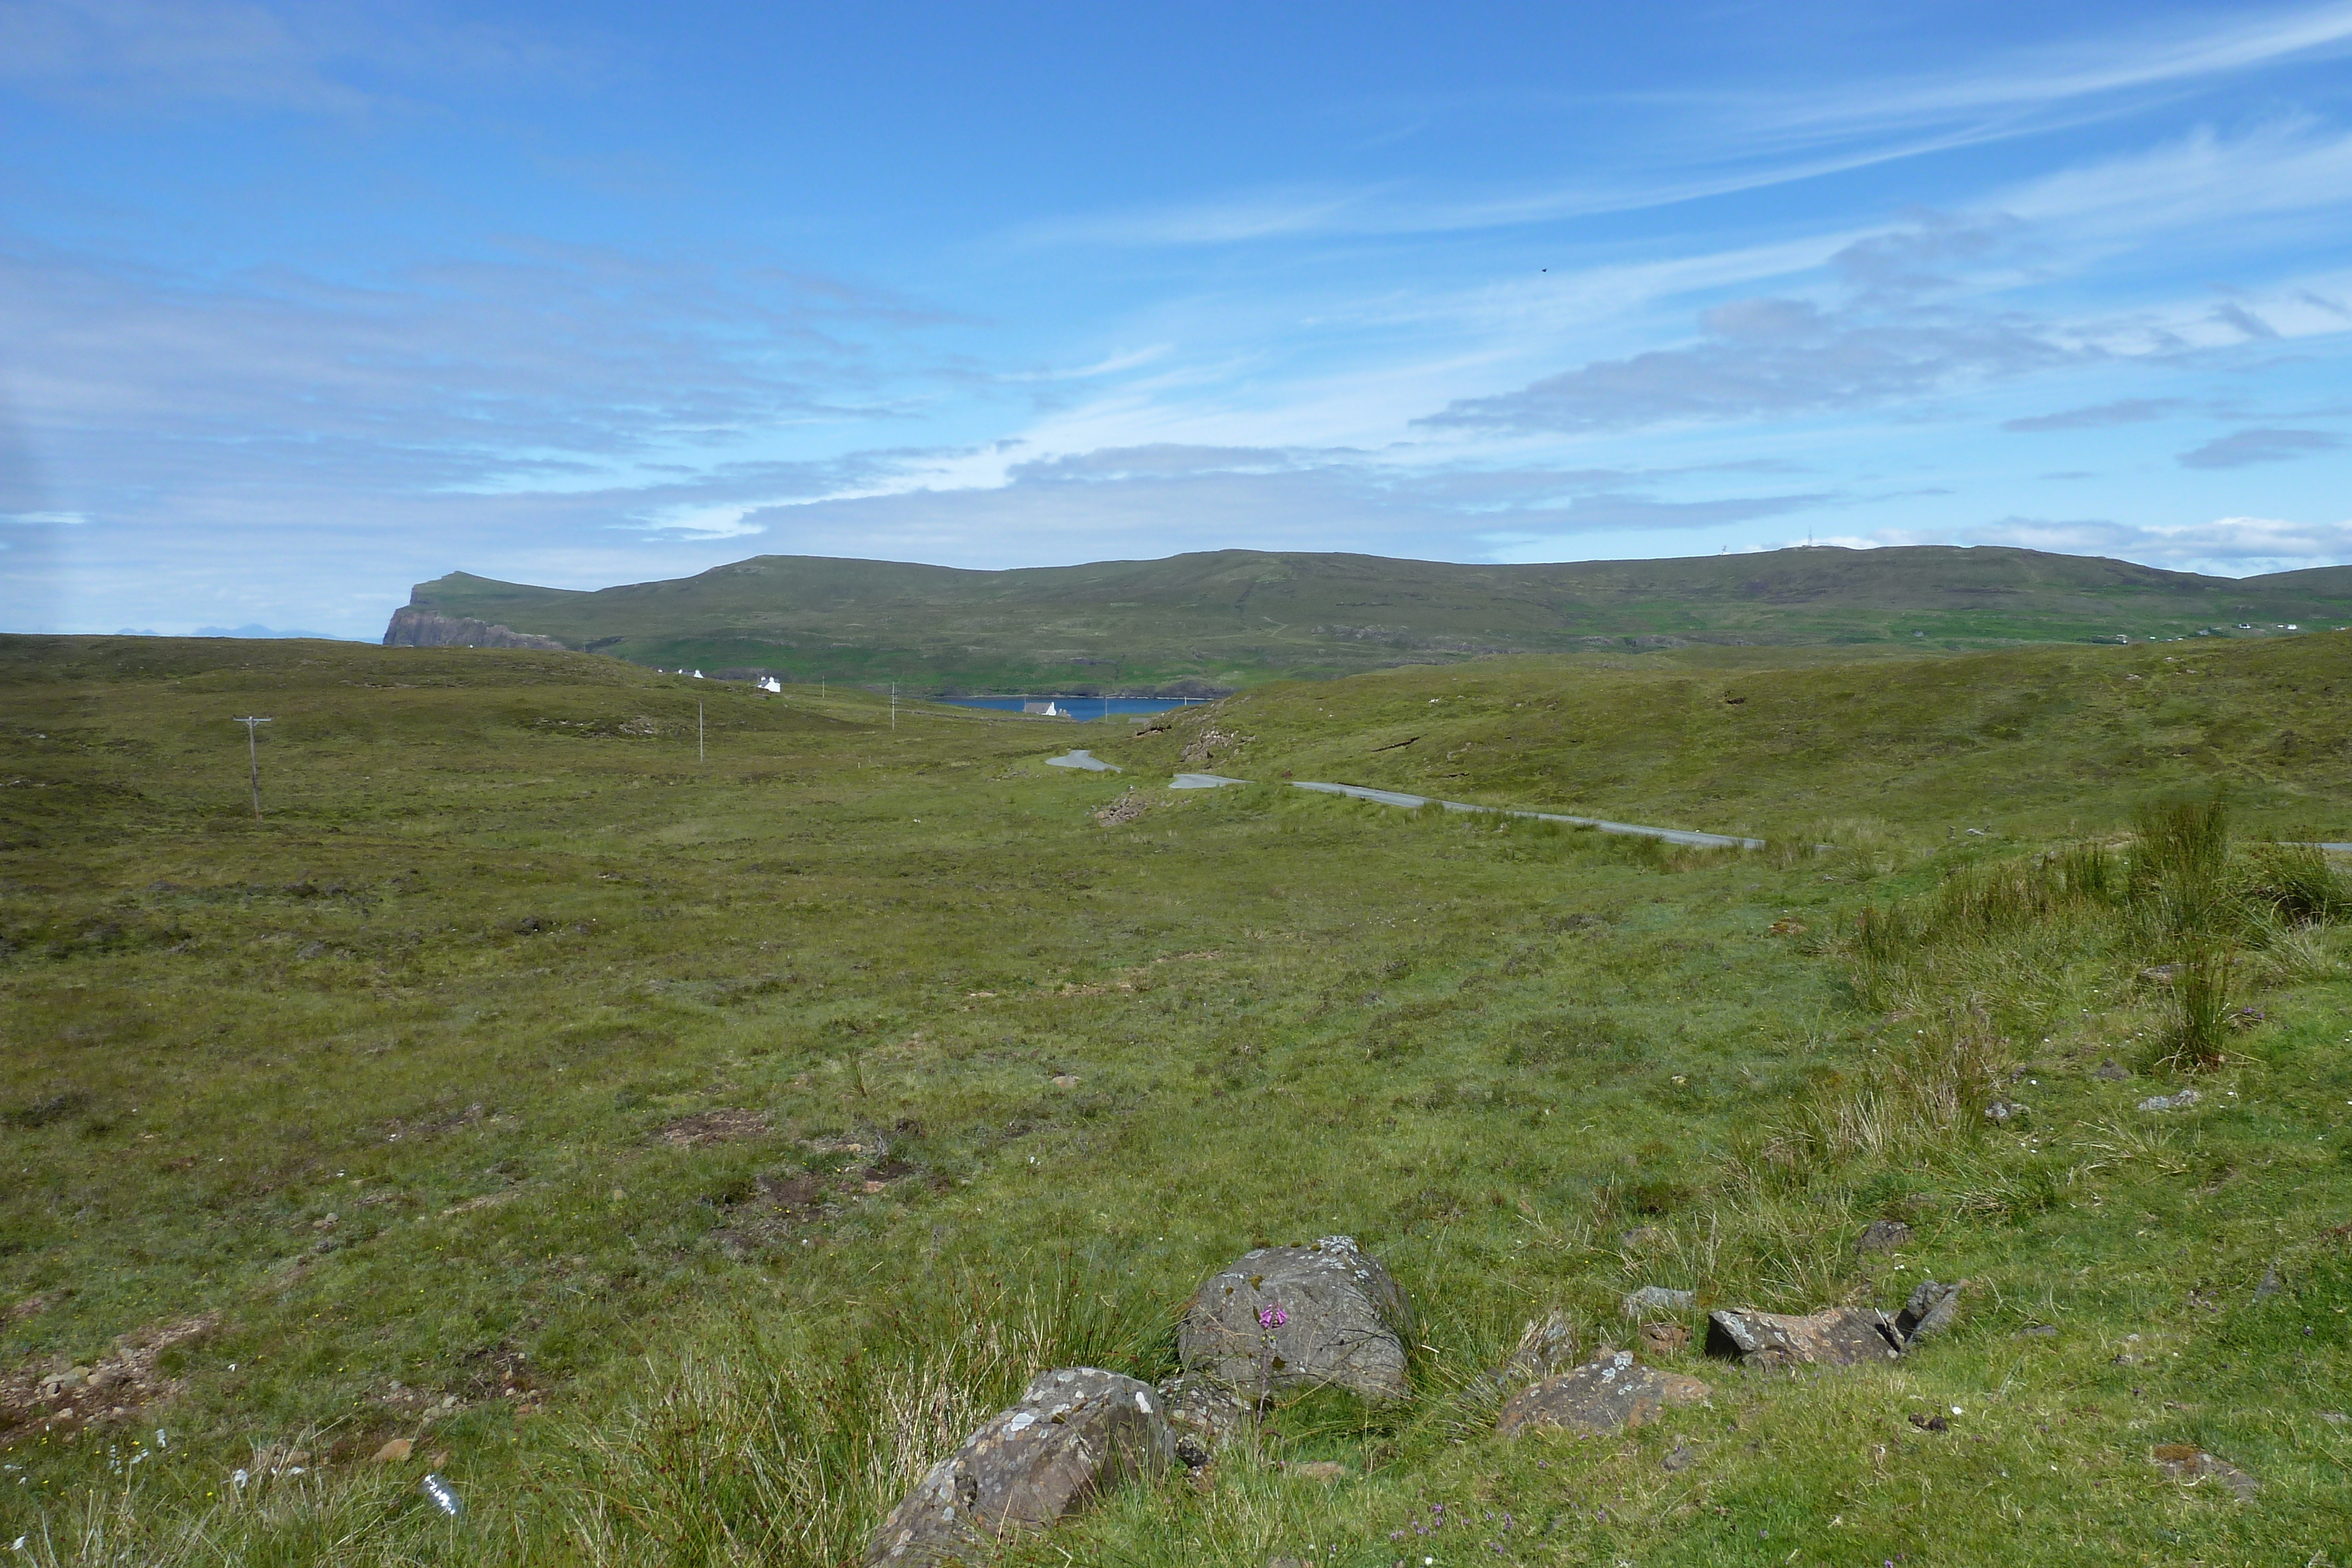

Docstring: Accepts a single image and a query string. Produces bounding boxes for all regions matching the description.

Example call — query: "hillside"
[1098,633,2352,843]
[5,632,2351,1566]
[386,545,2352,694]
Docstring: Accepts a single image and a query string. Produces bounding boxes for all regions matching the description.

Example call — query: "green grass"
[4,633,2350,1565]
[397,544,2352,694]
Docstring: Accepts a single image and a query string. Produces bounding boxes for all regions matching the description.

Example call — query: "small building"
[1023,700,1070,717]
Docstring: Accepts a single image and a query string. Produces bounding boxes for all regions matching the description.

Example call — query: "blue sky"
[4,0,2351,637]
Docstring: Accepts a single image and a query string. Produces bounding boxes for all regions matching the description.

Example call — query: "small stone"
[1050,1075,1081,1089]
[2093,1059,2129,1081]
[2138,1088,2201,1112]
[372,1439,413,1463]
[2020,1324,2059,1338]
[1855,1219,1913,1254]
[1622,1285,1696,1318]
[1895,1280,1967,1348]
[1484,1310,1579,1395]
[1984,1101,2024,1124]
[1908,1411,1949,1432]
[1497,1350,1710,1437]
[1284,1461,1348,1483]
[1619,1226,1664,1249]
[2150,1443,2258,1499]
[2321,1412,2347,1425]
[1639,1321,1690,1356]
[2253,1265,2283,1301]
[1661,1441,1695,1472]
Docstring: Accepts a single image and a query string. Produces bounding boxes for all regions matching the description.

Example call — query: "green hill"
[385,546,2352,694]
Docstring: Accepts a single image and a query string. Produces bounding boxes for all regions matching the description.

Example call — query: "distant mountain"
[383,546,2352,693]
[191,624,358,640]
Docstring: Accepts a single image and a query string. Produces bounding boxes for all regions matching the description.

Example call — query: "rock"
[861,1368,1175,1567]
[1496,1350,1711,1437]
[1482,1310,1579,1395]
[2150,1443,2258,1499]
[372,1438,413,1463]
[1155,1372,1248,1467]
[1983,1101,2024,1124]
[2137,1088,2201,1112]
[1894,1280,1966,1347]
[1619,1226,1665,1250]
[2321,1412,2347,1425]
[2253,1265,2283,1302]
[2093,1059,2129,1081]
[2020,1324,2058,1338]
[1661,1441,1695,1472]
[1621,1285,1695,1318]
[1855,1219,1913,1254]
[1283,1460,1348,1482]
[1177,1236,1414,1404]
[1705,1306,1902,1368]
[1048,1075,1081,1089]
[1638,1321,1690,1357]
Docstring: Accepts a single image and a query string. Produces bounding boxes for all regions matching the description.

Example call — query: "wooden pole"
[233,716,273,820]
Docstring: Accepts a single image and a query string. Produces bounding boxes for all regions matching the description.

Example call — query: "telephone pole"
[890,683,897,730]
[232,716,273,820]
[698,700,706,763]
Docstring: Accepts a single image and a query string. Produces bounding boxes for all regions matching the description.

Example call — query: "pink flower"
[1258,1302,1288,1329]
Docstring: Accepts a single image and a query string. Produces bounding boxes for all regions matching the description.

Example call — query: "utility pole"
[233,716,273,820]
[890,683,897,730]
[698,700,706,763]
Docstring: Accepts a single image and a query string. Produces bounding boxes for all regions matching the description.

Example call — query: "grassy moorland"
[1,633,2349,1566]
[395,544,2352,694]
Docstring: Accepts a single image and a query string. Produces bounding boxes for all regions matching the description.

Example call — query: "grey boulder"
[1177,1235,1414,1403]
[862,1368,1174,1567]
[1705,1306,1903,1368]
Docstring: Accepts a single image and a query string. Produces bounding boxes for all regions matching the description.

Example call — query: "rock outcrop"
[1177,1236,1414,1403]
[861,1368,1174,1567]
[382,606,566,651]
[1705,1306,1904,1368]
[1496,1350,1710,1437]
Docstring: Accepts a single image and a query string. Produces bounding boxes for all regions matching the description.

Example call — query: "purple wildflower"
[1258,1302,1288,1329]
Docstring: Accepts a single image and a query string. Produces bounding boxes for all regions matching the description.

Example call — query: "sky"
[3,0,2351,638]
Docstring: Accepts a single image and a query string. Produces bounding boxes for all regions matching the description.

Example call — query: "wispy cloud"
[2177,427,2346,468]
[2003,397,2186,432]
[0,0,596,112]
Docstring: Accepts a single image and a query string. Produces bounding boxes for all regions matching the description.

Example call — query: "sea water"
[935,697,1211,721]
